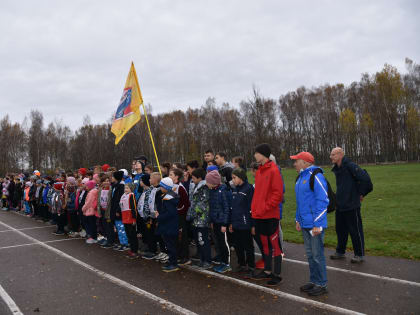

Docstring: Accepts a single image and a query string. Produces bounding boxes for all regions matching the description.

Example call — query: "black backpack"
[296,168,336,213]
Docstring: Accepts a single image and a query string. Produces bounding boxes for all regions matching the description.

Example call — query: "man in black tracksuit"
[330,147,372,263]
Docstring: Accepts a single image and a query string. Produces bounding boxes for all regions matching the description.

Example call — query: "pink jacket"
[82,188,98,217]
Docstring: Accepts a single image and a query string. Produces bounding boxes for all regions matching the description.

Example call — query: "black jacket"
[231,182,254,230]
[332,157,371,211]
[110,182,125,221]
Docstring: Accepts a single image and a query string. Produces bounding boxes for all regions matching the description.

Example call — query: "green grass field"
[247,163,420,260]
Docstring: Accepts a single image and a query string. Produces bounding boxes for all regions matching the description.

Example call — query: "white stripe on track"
[183,266,365,315]
[0,238,83,251]
[0,284,23,315]
[0,219,197,315]
[0,226,54,233]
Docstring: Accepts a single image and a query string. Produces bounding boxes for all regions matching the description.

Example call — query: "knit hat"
[160,177,174,190]
[113,171,124,182]
[78,168,87,176]
[205,170,221,186]
[25,181,32,187]
[102,164,110,172]
[82,177,90,185]
[135,155,148,164]
[140,174,150,187]
[33,170,41,176]
[255,143,271,159]
[67,176,76,186]
[232,168,248,182]
[206,165,219,172]
[53,182,64,190]
[86,180,96,190]
[119,169,129,177]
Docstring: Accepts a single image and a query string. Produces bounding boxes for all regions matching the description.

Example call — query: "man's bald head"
[330,147,344,165]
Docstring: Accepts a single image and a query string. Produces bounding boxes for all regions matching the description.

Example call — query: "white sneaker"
[69,232,79,238]
[159,253,169,262]
[97,235,105,241]
[154,252,165,260]
[79,230,87,238]
[86,238,97,244]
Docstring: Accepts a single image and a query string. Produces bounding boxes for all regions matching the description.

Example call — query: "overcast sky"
[0,0,419,130]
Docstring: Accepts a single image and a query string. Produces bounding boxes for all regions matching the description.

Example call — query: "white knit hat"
[160,177,174,190]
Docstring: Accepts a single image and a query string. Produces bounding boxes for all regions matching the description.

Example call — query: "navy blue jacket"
[231,182,254,230]
[156,190,179,236]
[209,184,232,227]
[332,157,371,211]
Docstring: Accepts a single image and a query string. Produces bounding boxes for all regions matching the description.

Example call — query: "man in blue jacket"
[291,151,329,296]
[330,147,372,263]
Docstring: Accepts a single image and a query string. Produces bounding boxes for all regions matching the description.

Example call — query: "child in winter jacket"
[51,182,65,235]
[120,183,138,258]
[187,168,211,269]
[230,168,255,275]
[156,177,180,272]
[82,180,98,244]
[206,170,232,273]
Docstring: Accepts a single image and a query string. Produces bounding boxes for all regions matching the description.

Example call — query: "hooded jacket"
[187,180,210,228]
[156,190,179,235]
[231,182,254,230]
[209,184,232,226]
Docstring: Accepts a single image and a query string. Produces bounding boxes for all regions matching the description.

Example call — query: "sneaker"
[126,251,139,259]
[117,245,126,251]
[300,283,315,293]
[351,256,365,263]
[154,252,165,261]
[211,256,221,265]
[243,269,257,279]
[113,244,121,250]
[97,239,107,246]
[233,265,248,273]
[307,285,328,296]
[255,258,265,269]
[101,243,113,249]
[251,271,272,281]
[191,254,200,262]
[162,264,180,273]
[266,274,282,286]
[214,264,231,274]
[178,259,192,266]
[86,238,98,244]
[122,245,130,251]
[97,235,105,241]
[159,253,169,262]
[330,252,345,260]
[200,262,212,270]
[79,230,87,238]
[52,231,64,236]
[143,252,159,260]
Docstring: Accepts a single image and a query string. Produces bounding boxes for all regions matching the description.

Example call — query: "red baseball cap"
[290,152,315,164]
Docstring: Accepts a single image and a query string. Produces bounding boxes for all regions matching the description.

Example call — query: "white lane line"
[0,238,83,251]
[0,226,53,233]
[282,257,420,288]
[0,220,197,315]
[0,284,23,315]
[184,266,365,315]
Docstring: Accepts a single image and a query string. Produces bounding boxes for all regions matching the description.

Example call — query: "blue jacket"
[133,173,145,201]
[42,186,50,204]
[156,190,179,236]
[209,184,232,227]
[332,157,372,211]
[231,182,254,230]
[295,165,329,229]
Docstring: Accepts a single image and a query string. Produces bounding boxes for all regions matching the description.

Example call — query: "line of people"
[0,144,372,297]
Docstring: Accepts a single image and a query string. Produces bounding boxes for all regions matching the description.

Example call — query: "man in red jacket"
[251,143,284,286]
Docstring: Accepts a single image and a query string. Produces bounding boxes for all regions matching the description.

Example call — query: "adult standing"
[330,147,372,263]
[291,152,329,296]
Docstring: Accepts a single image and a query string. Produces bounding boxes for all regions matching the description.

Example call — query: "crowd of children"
[0,145,286,286]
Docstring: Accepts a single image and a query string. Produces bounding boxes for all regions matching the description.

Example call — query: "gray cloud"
[0,0,419,129]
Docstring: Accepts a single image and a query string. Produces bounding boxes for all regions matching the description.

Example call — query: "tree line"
[1,58,419,175]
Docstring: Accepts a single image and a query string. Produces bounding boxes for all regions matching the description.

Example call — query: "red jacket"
[251,160,283,219]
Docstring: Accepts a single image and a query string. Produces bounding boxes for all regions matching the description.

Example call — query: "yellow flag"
[111,62,143,145]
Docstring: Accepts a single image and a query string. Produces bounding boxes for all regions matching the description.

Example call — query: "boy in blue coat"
[156,177,180,272]
[230,168,255,276]
[206,170,232,273]
[291,151,329,296]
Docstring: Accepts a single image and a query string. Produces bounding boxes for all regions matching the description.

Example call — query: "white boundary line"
[0,226,53,233]
[282,257,420,288]
[0,238,83,251]
[183,265,365,315]
[0,219,197,315]
[0,284,23,315]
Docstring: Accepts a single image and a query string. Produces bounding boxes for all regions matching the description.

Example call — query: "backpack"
[346,165,373,196]
[296,168,336,213]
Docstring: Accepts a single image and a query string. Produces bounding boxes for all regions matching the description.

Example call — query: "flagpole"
[131,62,162,176]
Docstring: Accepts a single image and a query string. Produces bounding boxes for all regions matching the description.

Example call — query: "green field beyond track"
[247,163,420,260]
